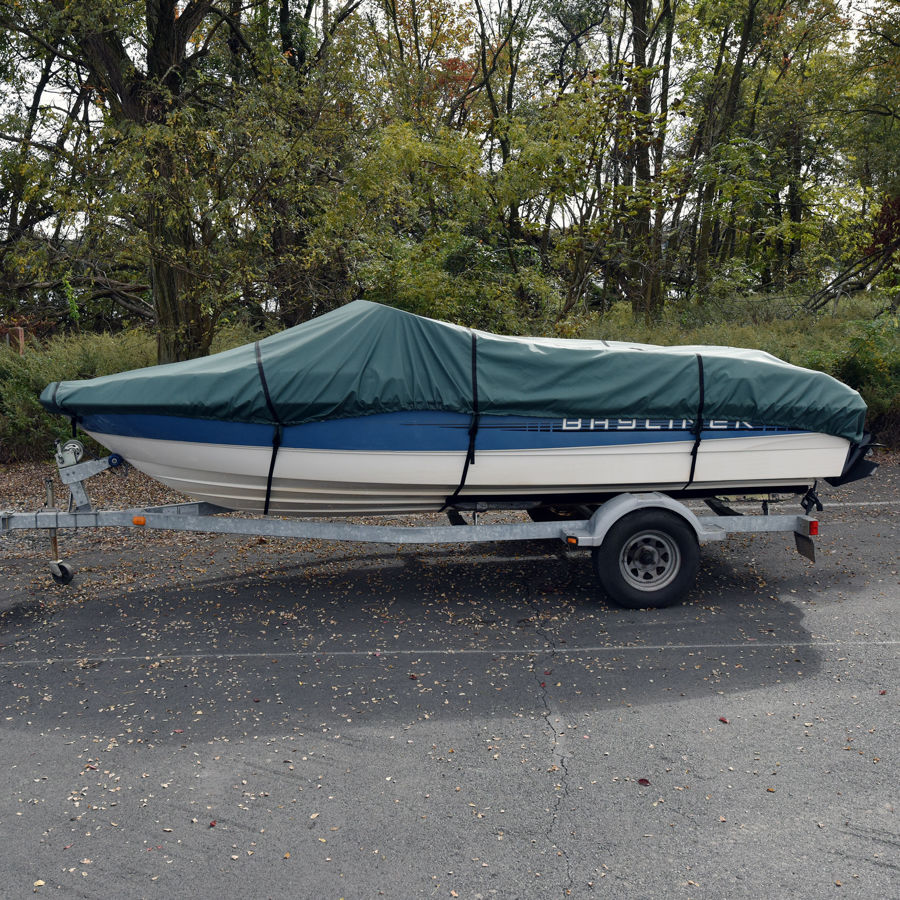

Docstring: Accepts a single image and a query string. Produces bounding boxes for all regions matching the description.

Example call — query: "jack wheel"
[50,561,75,586]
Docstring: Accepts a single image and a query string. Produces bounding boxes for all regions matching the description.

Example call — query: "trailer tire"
[592,509,699,609]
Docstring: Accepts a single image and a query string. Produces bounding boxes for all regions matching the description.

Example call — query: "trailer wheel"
[592,509,699,609]
[50,562,75,586]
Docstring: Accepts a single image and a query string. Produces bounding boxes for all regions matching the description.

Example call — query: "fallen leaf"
[719,717,729,724]
[638,778,651,786]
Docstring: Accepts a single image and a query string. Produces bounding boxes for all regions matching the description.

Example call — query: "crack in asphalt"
[531,604,576,898]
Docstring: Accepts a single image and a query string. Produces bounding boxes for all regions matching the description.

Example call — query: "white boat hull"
[86,429,850,516]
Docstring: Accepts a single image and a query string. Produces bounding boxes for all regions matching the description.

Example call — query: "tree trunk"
[648,0,674,317]
[694,180,717,297]
[149,197,210,363]
[787,124,803,267]
[693,0,759,301]
[626,0,658,318]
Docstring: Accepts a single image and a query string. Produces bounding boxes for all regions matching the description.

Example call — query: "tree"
[0,0,362,361]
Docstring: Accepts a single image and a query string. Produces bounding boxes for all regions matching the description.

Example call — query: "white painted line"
[2,640,899,667]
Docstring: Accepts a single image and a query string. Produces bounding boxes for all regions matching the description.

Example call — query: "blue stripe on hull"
[79,410,807,453]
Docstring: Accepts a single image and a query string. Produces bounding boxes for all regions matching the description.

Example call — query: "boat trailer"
[0,442,821,609]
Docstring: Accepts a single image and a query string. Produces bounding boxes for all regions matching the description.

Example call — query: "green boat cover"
[41,299,867,442]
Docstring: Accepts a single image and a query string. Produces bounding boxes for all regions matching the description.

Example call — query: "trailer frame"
[0,448,820,608]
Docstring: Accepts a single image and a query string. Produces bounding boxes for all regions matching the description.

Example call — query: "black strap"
[255,341,283,515]
[685,354,705,489]
[263,424,283,515]
[443,333,480,508]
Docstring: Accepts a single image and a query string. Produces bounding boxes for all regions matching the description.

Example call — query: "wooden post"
[11,326,25,354]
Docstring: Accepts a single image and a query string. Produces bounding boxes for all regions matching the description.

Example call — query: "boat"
[40,300,875,516]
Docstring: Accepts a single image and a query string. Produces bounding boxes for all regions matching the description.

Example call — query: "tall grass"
[0,331,155,462]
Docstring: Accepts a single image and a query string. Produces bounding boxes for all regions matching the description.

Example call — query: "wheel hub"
[637,547,658,566]
[620,530,681,591]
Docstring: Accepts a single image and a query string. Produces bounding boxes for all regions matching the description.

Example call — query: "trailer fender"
[573,492,707,548]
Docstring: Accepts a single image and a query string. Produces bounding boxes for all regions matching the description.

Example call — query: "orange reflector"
[132,516,146,526]
[566,536,578,546]
[808,520,818,536]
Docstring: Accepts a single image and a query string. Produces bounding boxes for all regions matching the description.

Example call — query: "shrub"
[805,316,900,445]
[0,331,155,462]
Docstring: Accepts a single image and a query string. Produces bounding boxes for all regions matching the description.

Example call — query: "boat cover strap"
[443,333,480,508]
[685,354,705,489]
[255,341,283,515]
[263,424,283,515]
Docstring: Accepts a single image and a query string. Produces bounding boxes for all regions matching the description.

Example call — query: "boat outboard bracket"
[801,483,824,515]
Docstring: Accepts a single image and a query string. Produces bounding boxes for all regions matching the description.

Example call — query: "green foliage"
[0,331,154,462]
[807,315,900,442]
[62,273,80,324]
[0,0,897,364]
[209,322,279,354]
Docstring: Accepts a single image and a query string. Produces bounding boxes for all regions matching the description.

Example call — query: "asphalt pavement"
[1,464,898,899]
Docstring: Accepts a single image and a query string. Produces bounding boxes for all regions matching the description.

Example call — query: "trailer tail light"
[132,515,146,526]
[566,536,578,546]
[808,520,818,536]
